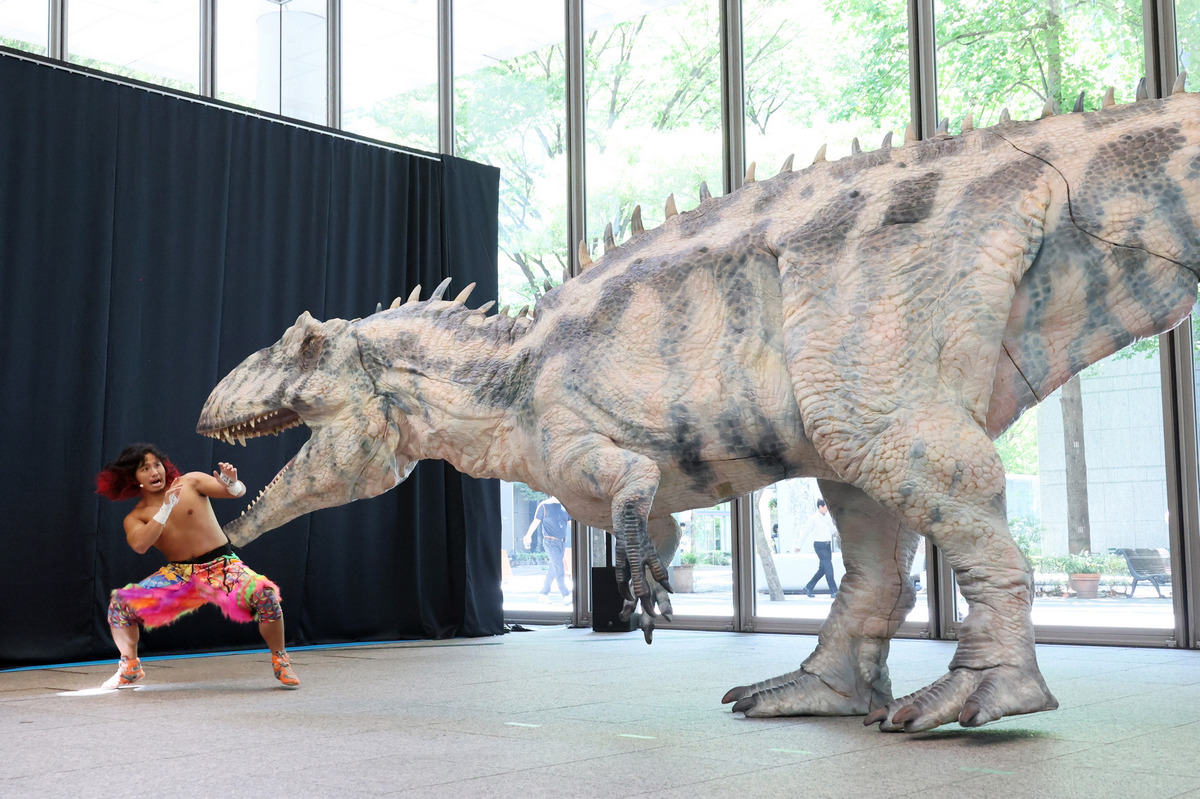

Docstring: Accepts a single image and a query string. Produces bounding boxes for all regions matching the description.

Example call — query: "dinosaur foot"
[618,574,673,644]
[863,665,1058,732]
[723,669,868,717]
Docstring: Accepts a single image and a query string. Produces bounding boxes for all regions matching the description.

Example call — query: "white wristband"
[152,501,174,525]
[218,472,246,497]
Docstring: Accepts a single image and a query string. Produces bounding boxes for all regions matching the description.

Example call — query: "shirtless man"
[95,442,299,689]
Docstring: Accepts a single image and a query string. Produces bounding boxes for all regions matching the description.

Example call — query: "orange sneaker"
[101,656,144,690]
[272,651,299,689]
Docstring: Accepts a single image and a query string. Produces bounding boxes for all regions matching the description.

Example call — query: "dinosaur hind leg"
[725,480,919,716]
[847,412,1057,732]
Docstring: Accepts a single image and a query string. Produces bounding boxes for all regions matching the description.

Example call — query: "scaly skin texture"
[198,90,1200,732]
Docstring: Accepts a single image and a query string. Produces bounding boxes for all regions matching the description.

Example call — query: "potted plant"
[1063,551,1104,598]
[673,550,700,593]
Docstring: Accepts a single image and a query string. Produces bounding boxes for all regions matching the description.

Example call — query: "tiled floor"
[4,627,1200,798]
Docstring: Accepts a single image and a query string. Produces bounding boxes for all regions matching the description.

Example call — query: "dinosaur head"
[196,311,415,545]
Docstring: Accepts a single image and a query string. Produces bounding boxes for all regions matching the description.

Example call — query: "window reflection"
[217,0,326,125]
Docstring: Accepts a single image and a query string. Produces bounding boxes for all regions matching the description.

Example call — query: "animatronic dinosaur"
[198,79,1200,732]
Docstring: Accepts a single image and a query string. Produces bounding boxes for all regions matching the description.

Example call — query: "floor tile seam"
[1044,720,1200,758]
[376,745,800,791]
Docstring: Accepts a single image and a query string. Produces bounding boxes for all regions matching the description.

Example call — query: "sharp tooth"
[238,434,246,446]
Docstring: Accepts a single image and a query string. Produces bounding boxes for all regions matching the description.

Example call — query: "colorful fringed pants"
[108,554,283,630]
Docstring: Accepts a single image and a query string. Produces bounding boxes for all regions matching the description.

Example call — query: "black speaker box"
[591,566,637,632]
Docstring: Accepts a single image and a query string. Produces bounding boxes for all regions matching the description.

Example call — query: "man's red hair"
[95,457,180,501]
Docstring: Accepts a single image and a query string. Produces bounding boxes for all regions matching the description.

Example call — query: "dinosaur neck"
[359,305,538,482]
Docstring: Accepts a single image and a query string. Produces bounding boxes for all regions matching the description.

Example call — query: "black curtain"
[0,52,504,669]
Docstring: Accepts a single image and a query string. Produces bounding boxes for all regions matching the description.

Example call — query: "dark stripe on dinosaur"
[779,190,868,266]
[882,172,942,226]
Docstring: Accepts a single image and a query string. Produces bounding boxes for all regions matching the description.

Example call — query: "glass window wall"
[934,0,1142,125]
[743,0,909,172]
[67,0,199,92]
[455,0,569,310]
[17,0,1200,645]
[454,1,571,617]
[584,0,723,246]
[983,346,1175,630]
[341,0,438,151]
[932,0,1169,637]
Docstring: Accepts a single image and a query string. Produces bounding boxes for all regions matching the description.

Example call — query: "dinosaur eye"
[299,334,323,371]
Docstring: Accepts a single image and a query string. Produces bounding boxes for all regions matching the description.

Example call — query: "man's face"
[818,504,828,515]
[136,454,167,493]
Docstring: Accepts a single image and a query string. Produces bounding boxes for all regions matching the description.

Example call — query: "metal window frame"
[49,0,65,60]
[1148,0,1198,650]
[567,0,590,620]
[328,0,341,128]
[439,0,454,155]
[200,0,215,98]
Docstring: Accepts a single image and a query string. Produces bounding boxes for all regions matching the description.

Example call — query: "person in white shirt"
[796,498,838,598]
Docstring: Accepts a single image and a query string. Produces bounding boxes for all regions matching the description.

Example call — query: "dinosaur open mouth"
[201,409,304,446]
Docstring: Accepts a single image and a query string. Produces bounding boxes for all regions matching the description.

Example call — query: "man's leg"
[816,541,837,595]
[110,620,139,660]
[232,566,298,689]
[545,537,568,596]
[103,590,149,689]
[259,618,286,652]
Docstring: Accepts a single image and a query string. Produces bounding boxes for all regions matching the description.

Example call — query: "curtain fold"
[0,53,503,669]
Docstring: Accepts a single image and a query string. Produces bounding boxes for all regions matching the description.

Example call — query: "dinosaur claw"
[864,706,890,726]
[722,685,749,704]
[890,704,920,726]
[958,704,986,727]
[731,696,757,715]
[639,609,655,644]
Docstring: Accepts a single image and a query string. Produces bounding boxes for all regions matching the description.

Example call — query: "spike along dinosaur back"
[198,80,1200,732]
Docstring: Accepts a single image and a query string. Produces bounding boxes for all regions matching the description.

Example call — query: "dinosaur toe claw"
[722,685,749,704]
[864,706,890,726]
[890,704,920,725]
